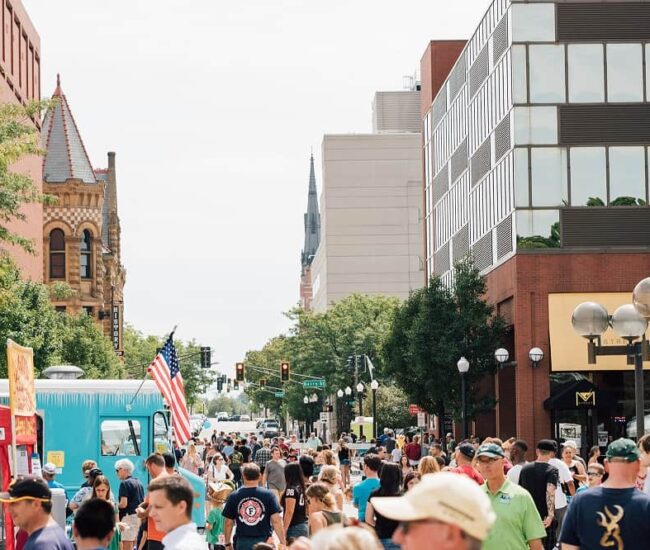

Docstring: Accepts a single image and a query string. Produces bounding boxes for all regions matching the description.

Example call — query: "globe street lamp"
[356,382,365,438]
[572,282,650,439]
[303,395,310,436]
[370,379,379,439]
[494,348,509,366]
[457,357,470,440]
[336,389,344,436]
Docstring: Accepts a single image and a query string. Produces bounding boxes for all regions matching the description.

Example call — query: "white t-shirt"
[208,463,230,481]
[549,457,573,509]
[507,462,525,485]
[391,448,401,463]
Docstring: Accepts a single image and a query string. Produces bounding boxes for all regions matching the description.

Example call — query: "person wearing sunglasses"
[576,463,604,494]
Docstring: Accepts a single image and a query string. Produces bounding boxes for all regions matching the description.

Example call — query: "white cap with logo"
[371,472,496,541]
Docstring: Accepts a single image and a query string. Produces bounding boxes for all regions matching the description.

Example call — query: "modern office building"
[0,0,42,280]
[423,0,650,448]
[310,85,425,312]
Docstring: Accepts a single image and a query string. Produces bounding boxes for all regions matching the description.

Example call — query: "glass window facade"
[607,44,643,102]
[531,148,568,207]
[511,3,556,42]
[570,148,607,206]
[529,45,566,103]
[514,106,557,144]
[568,45,605,103]
[609,147,646,203]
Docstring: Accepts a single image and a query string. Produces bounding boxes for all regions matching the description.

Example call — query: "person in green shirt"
[476,443,546,550]
[205,482,233,549]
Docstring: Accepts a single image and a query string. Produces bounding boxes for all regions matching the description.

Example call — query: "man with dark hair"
[162,452,177,475]
[223,463,285,550]
[148,476,206,549]
[353,453,381,521]
[450,443,484,485]
[73,498,116,549]
[137,453,170,550]
[507,439,529,485]
[0,476,72,549]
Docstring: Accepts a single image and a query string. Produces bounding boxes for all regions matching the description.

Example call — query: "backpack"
[230,451,243,470]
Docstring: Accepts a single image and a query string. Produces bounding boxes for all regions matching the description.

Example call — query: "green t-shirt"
[482,478,546,550]
[206,507,226,545]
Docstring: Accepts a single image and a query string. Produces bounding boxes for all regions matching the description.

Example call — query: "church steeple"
[301,154,321,268]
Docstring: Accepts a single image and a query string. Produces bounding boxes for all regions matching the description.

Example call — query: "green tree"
[382,259,506,425]
[371,383,414,431]
[0,101,55,253]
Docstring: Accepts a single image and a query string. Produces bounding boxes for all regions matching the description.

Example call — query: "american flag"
[147,335,191,446]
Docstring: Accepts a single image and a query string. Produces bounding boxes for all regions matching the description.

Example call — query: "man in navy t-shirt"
[223,463,285,550]
[560,438,650,550]
[0,476,73,550]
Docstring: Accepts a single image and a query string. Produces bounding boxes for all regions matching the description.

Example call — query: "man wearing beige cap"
[370,472,496,550]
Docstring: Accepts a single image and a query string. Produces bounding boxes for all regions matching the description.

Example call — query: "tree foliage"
[0,255,122,378]
[0,101,56,253]
[122,324,217,408]
[382,259,506,423]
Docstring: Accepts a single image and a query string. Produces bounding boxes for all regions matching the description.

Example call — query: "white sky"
[25,0,489,379]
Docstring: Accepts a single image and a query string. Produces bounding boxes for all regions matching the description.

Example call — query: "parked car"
[216,412,229,422]
[240,414,251,422]
[229,415,241,422]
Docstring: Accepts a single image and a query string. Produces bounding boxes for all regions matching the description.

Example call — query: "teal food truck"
[0,378,205,527]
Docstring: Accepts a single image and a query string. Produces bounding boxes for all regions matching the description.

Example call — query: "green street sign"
[302,379,326,389]
[274,391,285,398]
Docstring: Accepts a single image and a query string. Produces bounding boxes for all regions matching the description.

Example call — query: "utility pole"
[355,354,363,438]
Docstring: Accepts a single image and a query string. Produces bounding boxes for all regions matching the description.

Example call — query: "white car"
[257,419,280,439]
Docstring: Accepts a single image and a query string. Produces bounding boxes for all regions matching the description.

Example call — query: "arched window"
[49,229,66,279]
[80,230,92,279]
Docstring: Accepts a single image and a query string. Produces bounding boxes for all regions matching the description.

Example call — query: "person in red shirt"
[450,443,485,485]
[404,435,422,467]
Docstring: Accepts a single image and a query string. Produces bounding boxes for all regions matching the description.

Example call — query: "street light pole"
[371,379,379,440]
[356,382,364,439]
[457,357,470,440]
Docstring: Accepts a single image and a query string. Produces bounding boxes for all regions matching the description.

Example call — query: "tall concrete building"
[300,154,321,311]
[0,0,42,280]
[423,0,650,448]
[311,86,424,312]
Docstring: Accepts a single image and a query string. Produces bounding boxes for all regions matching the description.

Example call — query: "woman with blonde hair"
[417,455,440,475]
[318,465,344,510]
[306,482,345,536]
[181,441,203,475]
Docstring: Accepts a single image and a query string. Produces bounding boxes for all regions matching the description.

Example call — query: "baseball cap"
[537,439,558,453]
[371,472,495,541]
[458,443,476,459]
[606,438,640,462]
[476,443,505,459]
[446,432,453,437]
[0,476,51,503]
[42,463,57,475]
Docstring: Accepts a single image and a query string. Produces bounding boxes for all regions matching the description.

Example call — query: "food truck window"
[100,420,141,456]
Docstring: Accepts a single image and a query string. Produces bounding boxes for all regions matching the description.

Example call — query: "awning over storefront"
[544,379,616,410]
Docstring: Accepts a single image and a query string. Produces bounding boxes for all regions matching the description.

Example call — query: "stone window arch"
[80,229,93,279]
[49,229,66,279]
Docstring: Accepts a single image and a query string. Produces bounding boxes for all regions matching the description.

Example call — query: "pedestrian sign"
[274,391,285,398]
[302,379,325,389]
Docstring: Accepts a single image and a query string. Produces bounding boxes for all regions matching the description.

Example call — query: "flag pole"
[126,326,178,411]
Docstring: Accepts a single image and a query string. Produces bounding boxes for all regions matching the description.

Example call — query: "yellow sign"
[6,339,36,416]
[576,391,596,407]
[548,293,649,372]
[47,451,65,468]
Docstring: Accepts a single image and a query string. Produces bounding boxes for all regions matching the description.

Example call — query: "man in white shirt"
[148,476,207,550]
[306,432,322,450]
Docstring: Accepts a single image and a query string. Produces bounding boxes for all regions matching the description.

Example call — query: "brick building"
[41,77,125,356]
[0,0,42,281]
[422,0,650,450]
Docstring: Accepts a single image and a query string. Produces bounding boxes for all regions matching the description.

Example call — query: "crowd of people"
[3,428,650,549]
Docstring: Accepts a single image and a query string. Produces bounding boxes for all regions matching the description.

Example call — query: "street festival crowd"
[4,428,650,550]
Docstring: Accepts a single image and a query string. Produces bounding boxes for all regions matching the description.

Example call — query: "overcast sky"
[25,0,488,381]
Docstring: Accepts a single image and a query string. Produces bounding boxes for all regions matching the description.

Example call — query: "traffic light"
[227,378,232,392]
[346,356,354,369]
[200,347,211,369]
[259,378,267,388]
[233,379,239,390]
[217,377,223,392]
[281,361,290,382]
[236,362,245,381]
[357,354,366,370]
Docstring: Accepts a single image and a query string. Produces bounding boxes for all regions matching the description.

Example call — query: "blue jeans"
[380,539,401,550]
[287,522,309,540]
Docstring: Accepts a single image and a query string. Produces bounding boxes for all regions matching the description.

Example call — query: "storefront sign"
[6,340,36,444]
[576,391,596,407]
[548,293,649,372]
[598,431,609,447]
[47,451,65,468]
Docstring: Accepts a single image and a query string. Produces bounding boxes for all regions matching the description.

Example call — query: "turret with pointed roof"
[301,154,320,270]
[41,76,125,357]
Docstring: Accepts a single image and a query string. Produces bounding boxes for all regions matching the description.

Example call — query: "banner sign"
[6,339,37,445]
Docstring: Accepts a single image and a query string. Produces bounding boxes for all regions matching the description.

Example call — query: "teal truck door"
[98,417,150,492]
